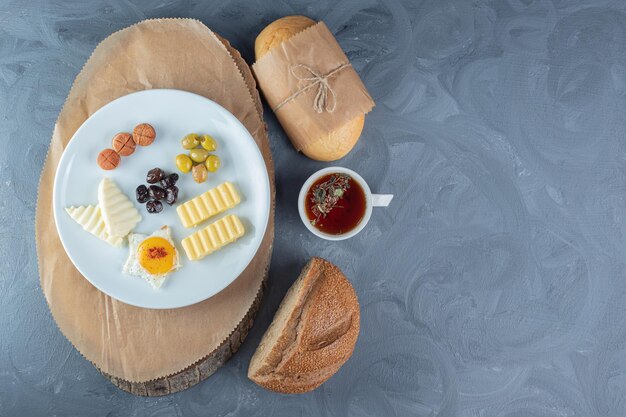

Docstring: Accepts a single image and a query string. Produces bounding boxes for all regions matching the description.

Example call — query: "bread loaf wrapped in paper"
[253,16,374,161]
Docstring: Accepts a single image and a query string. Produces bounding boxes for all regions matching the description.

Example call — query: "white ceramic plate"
[53,89,270,309]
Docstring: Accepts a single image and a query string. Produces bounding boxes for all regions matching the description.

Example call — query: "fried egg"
[122,226,180,289]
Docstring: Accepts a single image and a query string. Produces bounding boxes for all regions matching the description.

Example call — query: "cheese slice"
[98,177,142,238]
[65,205,124,247]
[181,214,245,261]
[176,182,241,228]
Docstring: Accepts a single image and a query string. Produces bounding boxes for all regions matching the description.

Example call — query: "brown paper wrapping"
[35,19,274,383]
[252,21,374,152]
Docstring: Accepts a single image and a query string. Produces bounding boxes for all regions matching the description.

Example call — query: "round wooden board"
[36,20,274,396]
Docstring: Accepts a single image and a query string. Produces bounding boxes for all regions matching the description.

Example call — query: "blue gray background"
[1,0,626,415]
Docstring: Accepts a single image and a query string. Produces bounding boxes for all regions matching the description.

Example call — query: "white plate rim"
[52,89,271,309]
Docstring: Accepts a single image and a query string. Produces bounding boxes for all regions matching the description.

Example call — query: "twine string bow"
[273,63,352,113]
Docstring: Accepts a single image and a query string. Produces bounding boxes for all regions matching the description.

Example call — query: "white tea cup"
[298,167,392,241]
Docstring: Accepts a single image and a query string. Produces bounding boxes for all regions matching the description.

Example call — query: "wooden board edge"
[102,261,268,396]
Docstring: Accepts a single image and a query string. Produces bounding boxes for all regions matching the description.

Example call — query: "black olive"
[146,200,163,214]
[160,173,179,188]
[165,186,178,205]
[148,185,166,200]
[136,184,149,203]
[146,168,165,184]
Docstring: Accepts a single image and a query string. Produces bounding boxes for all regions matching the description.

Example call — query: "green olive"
[175,154,193,173]
[189,148,209,163]
[192,164,208,183]
[205,154,221,172]
[181,133,200,150]
[200,134,218,151]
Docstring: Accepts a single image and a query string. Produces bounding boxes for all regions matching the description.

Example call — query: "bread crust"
[254,16,365,161]
[248,257,360,393]
[255,16,316,59]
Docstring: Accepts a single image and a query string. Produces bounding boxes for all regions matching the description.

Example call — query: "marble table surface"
[2,0,626,415]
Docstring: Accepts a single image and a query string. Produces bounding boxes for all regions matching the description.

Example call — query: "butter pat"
[98,177,142,238]
[65,205,124,247]
[181,214,245,261]
[176,182,241,228]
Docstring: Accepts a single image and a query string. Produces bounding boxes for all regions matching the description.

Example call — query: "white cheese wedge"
[98,177,142,238]
[65,205,124,247]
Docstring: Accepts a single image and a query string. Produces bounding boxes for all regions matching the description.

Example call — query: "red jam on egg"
[137,237,176,275]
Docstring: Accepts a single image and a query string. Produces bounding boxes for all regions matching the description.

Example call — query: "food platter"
[53,89,270,309]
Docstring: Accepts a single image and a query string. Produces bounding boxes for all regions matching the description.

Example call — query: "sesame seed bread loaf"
[248,257,360,393]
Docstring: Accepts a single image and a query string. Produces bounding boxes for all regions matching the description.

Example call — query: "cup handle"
[372,194,393,207]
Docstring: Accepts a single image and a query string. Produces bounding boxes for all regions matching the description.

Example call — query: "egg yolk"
[137,237,176,275]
